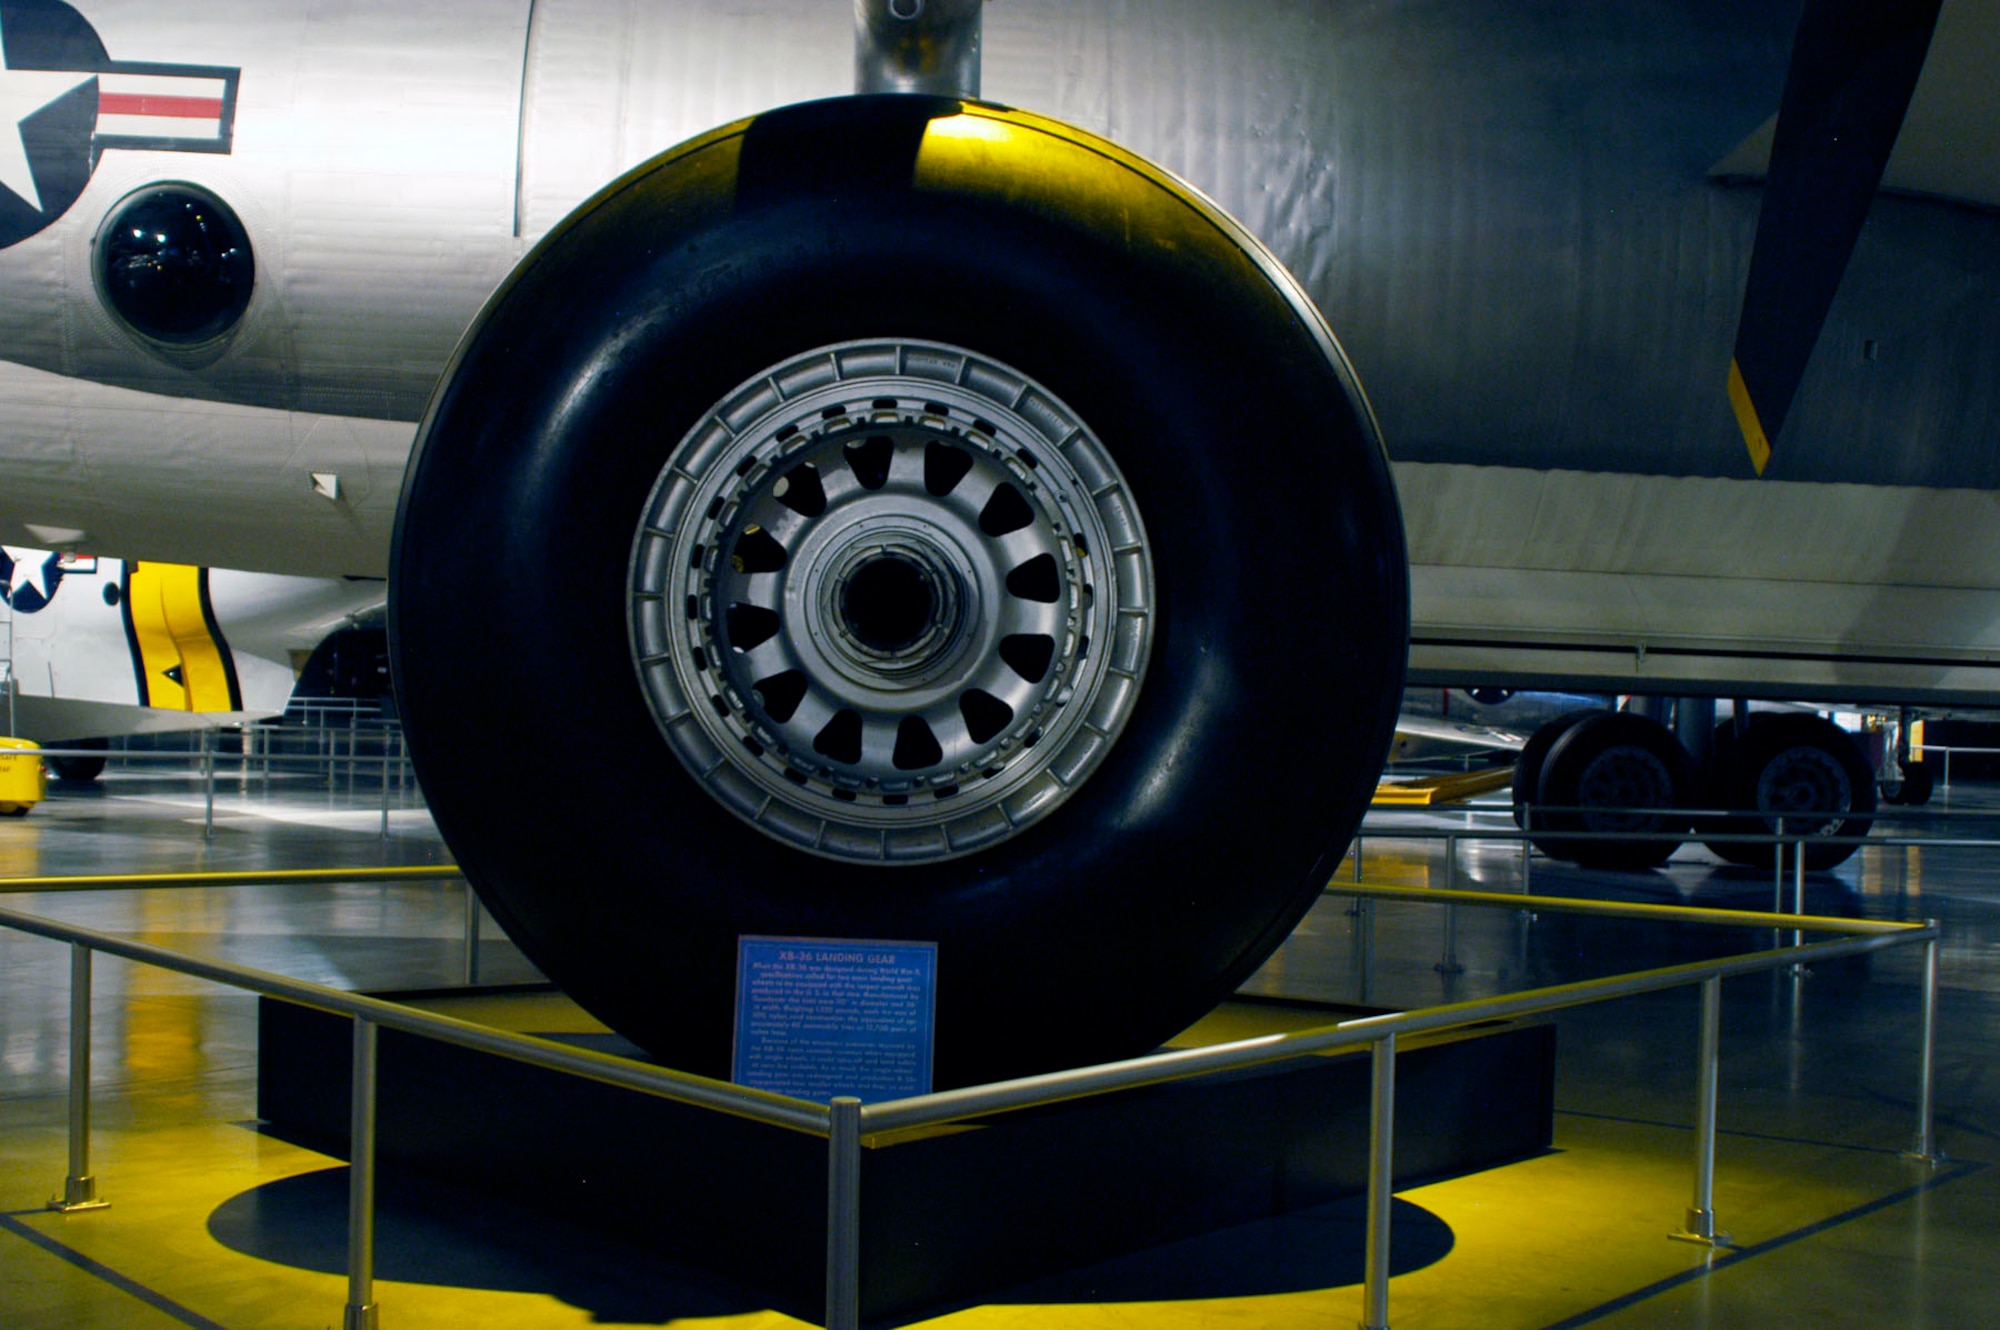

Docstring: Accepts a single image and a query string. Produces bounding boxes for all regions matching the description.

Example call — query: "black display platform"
[258,988,1555,1326]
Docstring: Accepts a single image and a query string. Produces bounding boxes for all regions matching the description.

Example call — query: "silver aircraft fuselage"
[3,0,1998,701]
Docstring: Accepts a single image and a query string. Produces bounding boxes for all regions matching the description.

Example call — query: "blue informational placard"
[732,936,938,1103]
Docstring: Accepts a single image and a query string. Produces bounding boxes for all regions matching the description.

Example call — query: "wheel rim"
[1755,743,1854,835]
[628,340,1155,863]
[1574,744,1677,832]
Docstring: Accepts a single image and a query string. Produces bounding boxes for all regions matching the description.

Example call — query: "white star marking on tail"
[4,547,56,602]
[0,13,92,213]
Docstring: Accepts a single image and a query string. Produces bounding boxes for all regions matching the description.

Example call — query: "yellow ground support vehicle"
[0,738,46,816]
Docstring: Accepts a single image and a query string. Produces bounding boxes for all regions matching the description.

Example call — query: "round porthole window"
[95,185,254,345]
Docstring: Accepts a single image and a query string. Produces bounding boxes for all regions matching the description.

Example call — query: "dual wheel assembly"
[389,97,1409,1088]
[1512,710,1877,871]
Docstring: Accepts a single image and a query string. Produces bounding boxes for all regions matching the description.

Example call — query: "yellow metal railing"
[0,869,1947,1330]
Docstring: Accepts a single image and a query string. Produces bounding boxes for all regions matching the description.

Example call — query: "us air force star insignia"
[1,545,63,613]
[0,15,89,212]
[0,0,239,250]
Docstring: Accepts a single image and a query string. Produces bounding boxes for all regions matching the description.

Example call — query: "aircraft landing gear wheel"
[1512,711,1595,832]
[1882,761,1934,806]
[1526,712,1694,869]
[1703,715,1874,869]
[390,96,1408,1088]
[48,738,108,783]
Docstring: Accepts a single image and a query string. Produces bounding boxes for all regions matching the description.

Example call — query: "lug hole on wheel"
[1005,553,1061,603]
[725,603,780,651]
[893,717,944,770]
[774,464,827,517]
[752,669,808,723]
[814,710,863,765]
[924,441,975,495]
[960,689,1014,745]
[999,634,1055,684]
[844,435,894,489]
[840,556,936,652]
[731,526,787,573]
[980,482,1035,536]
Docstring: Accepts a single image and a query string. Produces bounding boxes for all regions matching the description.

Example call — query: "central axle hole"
[841,555,935,653]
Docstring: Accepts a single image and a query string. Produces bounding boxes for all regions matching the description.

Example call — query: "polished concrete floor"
[3,762,1999,1328]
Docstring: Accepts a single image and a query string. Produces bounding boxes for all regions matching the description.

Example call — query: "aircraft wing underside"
[8,347,1993,707]
[1403,462,2000,705]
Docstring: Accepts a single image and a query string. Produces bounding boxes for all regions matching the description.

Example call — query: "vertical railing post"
[1436,904,1463,976]
[379,740,392,839]
[1347,836,1363,917]
[1354,894,1375,1006]
[1771,817,1785,913]
[1520,805,1533,892]
[1436,833,1464,975]
[49,943,109,1212]
[1908,930,1942,1163]
[201,728,216,839]
[826,1096,863,1330]
[1672,976,1729,1245]
[1361,1032,1397,1330]
[463,883,484,987]
[346,1018,381,1330]
[1790,828,1808,958]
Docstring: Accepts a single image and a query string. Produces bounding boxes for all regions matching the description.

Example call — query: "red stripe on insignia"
[98,94,225,119]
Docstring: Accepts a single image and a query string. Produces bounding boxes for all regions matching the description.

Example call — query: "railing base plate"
[48,1176,109,1213]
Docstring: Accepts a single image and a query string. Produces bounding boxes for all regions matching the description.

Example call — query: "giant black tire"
[1511,711,1597,833]
[1702,714,1874,870]
[48,738,108,783]
[390,97,1408,1089]
[1528,712,1696,869]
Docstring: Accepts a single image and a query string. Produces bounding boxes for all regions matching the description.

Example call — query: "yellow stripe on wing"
[1728,358,1773,476]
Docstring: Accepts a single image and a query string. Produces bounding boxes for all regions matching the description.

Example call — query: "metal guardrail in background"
[30,725,422,839]
[0,867,1943,1330]
[1352,805,2000,931]
[0,865,492,990]
[1907,744,2000,804]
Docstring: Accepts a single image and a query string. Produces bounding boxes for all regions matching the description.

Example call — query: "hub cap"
[628,340,1154,863]
[1575,745,1677,832]
[1756,744,1853,835]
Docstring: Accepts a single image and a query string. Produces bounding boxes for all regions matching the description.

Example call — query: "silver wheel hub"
[629,340,1154,863]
